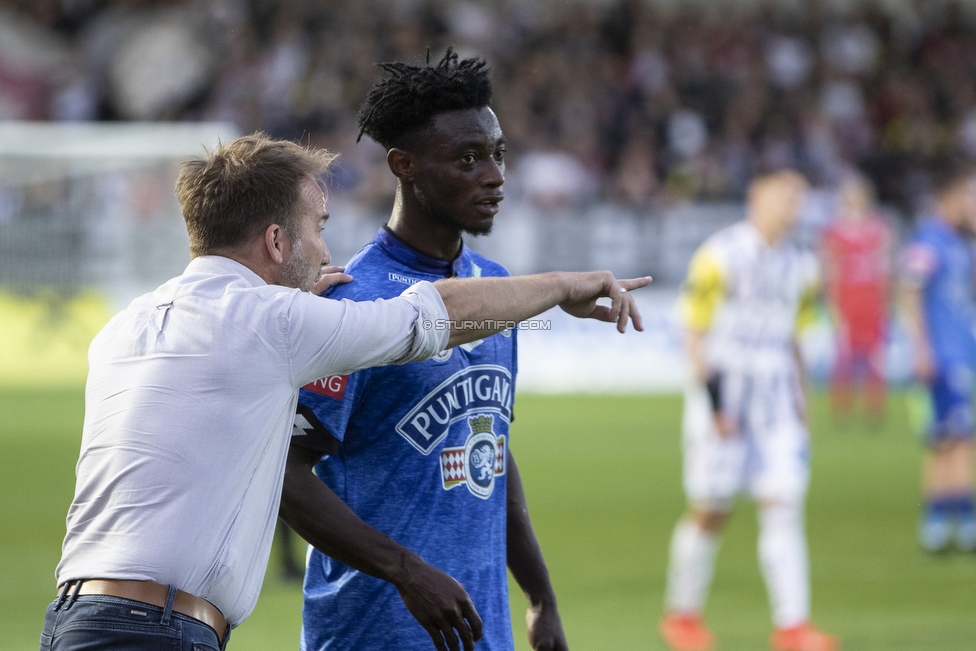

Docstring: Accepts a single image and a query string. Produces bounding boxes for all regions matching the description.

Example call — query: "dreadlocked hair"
[357,47,492,150]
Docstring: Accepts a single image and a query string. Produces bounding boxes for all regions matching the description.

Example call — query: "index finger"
[609,276,651,329]
[619,276,653,291]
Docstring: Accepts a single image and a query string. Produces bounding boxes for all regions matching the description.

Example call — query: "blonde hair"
[176,132,336,257]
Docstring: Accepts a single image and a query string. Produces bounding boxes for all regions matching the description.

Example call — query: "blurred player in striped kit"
[660,170,839,651]
[900,160,976,553]
[820,174,893,425]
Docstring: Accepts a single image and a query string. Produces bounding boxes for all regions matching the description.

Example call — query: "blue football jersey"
[295,227,518,651]
[901,216,976,368]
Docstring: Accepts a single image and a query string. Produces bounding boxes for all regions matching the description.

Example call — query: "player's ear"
[387,148,415,182]
[264,223,287,264]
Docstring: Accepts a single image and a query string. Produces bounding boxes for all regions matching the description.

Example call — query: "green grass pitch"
[2,389,975,650]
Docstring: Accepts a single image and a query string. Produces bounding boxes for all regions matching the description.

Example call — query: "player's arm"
[679,247,733,436]
[817,232,846,326]
[817,232,838,305]
[880,219,897,309]
[434,271,651,346]
[291,271,650,386]
[684,328,733,437]
[792,270,820,426]
[898,243,937,380]
[280,443,483,651]
[505,451,569,651]
[899,278,935,380]
[684,327,710,384]
[791,340,810,427]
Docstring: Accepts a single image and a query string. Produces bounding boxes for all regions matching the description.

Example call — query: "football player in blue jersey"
[900,159,976,553]
[279,49,571,651]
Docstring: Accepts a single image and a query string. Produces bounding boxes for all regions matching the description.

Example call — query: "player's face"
[281,177,330,292]
[960,178,976,232]
[839,178,871,220]
[750,173,807,237]
[409,107,506,236]
[765,175,807,233]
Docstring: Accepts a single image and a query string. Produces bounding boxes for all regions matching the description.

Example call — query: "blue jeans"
[40,588,230,651]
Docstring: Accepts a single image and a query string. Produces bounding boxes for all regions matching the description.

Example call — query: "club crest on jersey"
[431,348,453,362]
[440,414,506,499]
[395,364,513,454]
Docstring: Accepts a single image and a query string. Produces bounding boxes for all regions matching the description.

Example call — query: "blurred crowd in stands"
[3,0,976,216]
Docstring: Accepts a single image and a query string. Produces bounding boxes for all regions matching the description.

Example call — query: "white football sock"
[758,503,810,628]
[665,518,720,615]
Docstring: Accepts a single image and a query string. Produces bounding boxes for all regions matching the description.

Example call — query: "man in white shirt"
[41,133,649,651]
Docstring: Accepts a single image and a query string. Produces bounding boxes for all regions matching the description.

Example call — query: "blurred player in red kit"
[820,174,893,424]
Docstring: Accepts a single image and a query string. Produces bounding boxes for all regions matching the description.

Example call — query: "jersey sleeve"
[679,244,726,332]
[900,240,939,288]
[293,369,370,452]
[795,254,821,334]
[285,280,449,387]
[290,260,384,453]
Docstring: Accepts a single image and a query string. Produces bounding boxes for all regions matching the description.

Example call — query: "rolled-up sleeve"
[287,280,449,387]
[396,281,450,362]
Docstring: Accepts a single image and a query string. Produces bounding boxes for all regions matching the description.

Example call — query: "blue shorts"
[928,364,975,444]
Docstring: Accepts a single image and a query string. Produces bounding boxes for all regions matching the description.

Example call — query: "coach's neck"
[203,223,291,287]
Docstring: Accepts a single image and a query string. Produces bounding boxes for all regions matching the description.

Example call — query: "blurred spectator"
[6,0,976,215]
[0,5,68,119]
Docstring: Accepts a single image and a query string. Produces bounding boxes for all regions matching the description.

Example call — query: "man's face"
[280,177,330,292]
[408,107,506,236]
[776,176,807,231]
[751,172,807,234]
[839,177,871,221]
[958,178,976,233]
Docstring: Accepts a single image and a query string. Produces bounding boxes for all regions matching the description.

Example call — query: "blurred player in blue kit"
[900,160,976,553]
[276,49,628,651]
[659,171,838,651]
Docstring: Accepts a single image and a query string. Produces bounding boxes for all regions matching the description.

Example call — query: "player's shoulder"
[901,221,944,280]
[908,219,951,256]
[325,242,415,301]
[913,217,948,240]
[465,249,511,278]
[696,221,751,264]
[686,233,732,284]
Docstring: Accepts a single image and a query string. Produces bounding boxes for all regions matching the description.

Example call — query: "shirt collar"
[742,220,770,248]
[185,255,268,287]
[373,226,472,277]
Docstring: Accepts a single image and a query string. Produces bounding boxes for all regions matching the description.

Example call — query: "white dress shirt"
[56,255,448,627]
